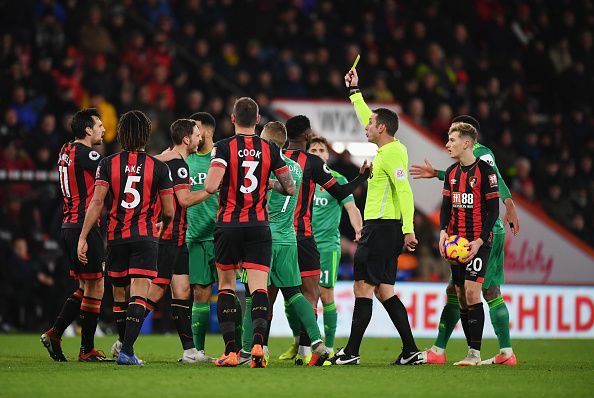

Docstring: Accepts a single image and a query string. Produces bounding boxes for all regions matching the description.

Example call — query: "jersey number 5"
[121,175,141,209]
[240,160,259,194]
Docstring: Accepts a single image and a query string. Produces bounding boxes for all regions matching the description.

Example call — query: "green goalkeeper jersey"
[269,157,302,245]
[185,151,218,242]
[312,170,354,251]
[437,143,510,235]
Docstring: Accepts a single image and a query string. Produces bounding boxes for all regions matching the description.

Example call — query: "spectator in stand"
[78,6,116,55]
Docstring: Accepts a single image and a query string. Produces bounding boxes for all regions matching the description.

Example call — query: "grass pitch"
[0,335,592,398]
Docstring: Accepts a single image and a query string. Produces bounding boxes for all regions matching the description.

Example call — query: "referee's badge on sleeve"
[395,168,406,180]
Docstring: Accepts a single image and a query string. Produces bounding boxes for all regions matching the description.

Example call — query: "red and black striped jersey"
[442,159,499,241]
[95,151,173,244]
[159,157,189,246]
[57,142,103,228]
[283,149,337,239]
[211,134,287,226]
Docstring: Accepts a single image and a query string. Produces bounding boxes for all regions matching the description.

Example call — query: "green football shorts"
[319,248,340,288]
[188,240,217,285]
[482,232,505,289]
[269,243,302,288]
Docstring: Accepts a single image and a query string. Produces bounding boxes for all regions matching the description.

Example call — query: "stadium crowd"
[0,0,592,331]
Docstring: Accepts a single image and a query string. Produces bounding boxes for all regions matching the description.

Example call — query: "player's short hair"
[309,136,330,149]
[117,110,152,151]
[373,108,399,136]
[170,119,196,145]
[232,97,259,127]
[71,108,101,139]
[452,115,480,132]
[189,112,216,130]
[286,115,311,140]
[261,121,287,148]
[448,122,478,143]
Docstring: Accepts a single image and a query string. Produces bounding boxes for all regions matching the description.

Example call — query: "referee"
[331,68,425,366]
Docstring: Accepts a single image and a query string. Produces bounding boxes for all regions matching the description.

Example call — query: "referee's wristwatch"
[348,86,360,95]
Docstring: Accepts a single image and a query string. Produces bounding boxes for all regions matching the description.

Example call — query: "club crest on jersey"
[488,174,497,187]
[469,176,478,188]
[450,178,457,185]
[178,167,188,179]
[89,151,100,161]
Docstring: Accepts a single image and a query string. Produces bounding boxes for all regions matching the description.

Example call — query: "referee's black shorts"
[354,219,403,286]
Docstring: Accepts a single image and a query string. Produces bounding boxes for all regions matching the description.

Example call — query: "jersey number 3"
[240,160,259,194]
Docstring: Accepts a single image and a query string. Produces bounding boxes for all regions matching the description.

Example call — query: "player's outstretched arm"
[176,188,212,208]
[77,184,108,264]
[344,201,363,242]
[324,160,371,202]
[345,68,373,128]
[204,166,224,194]
[154,148,181,162]
[409,158,443,180]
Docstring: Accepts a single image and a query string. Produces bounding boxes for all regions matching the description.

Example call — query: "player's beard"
[196,139,205,152]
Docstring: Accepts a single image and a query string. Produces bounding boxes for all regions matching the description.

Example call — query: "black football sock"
[217,289,238,355]
[121,297,147,356]
[381,295,418,353]
[460,308,471,347]
[172,299,195,350]
[234,295,243,350]
[51,288,83,336]
[250,289,269,347]
[467,303,485,351]
[344,297,373,356]
[79,296,101,354]
[113,301,128,341]
[144,299,157,318]
[263,307,273,346]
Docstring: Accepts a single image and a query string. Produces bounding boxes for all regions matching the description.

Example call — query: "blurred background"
[0,0,592,335]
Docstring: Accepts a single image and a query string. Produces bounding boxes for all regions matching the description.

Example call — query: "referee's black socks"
[381,295,418,353]
[344,297,373,356]
[217,289,238,354]
[467,303,485,351]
